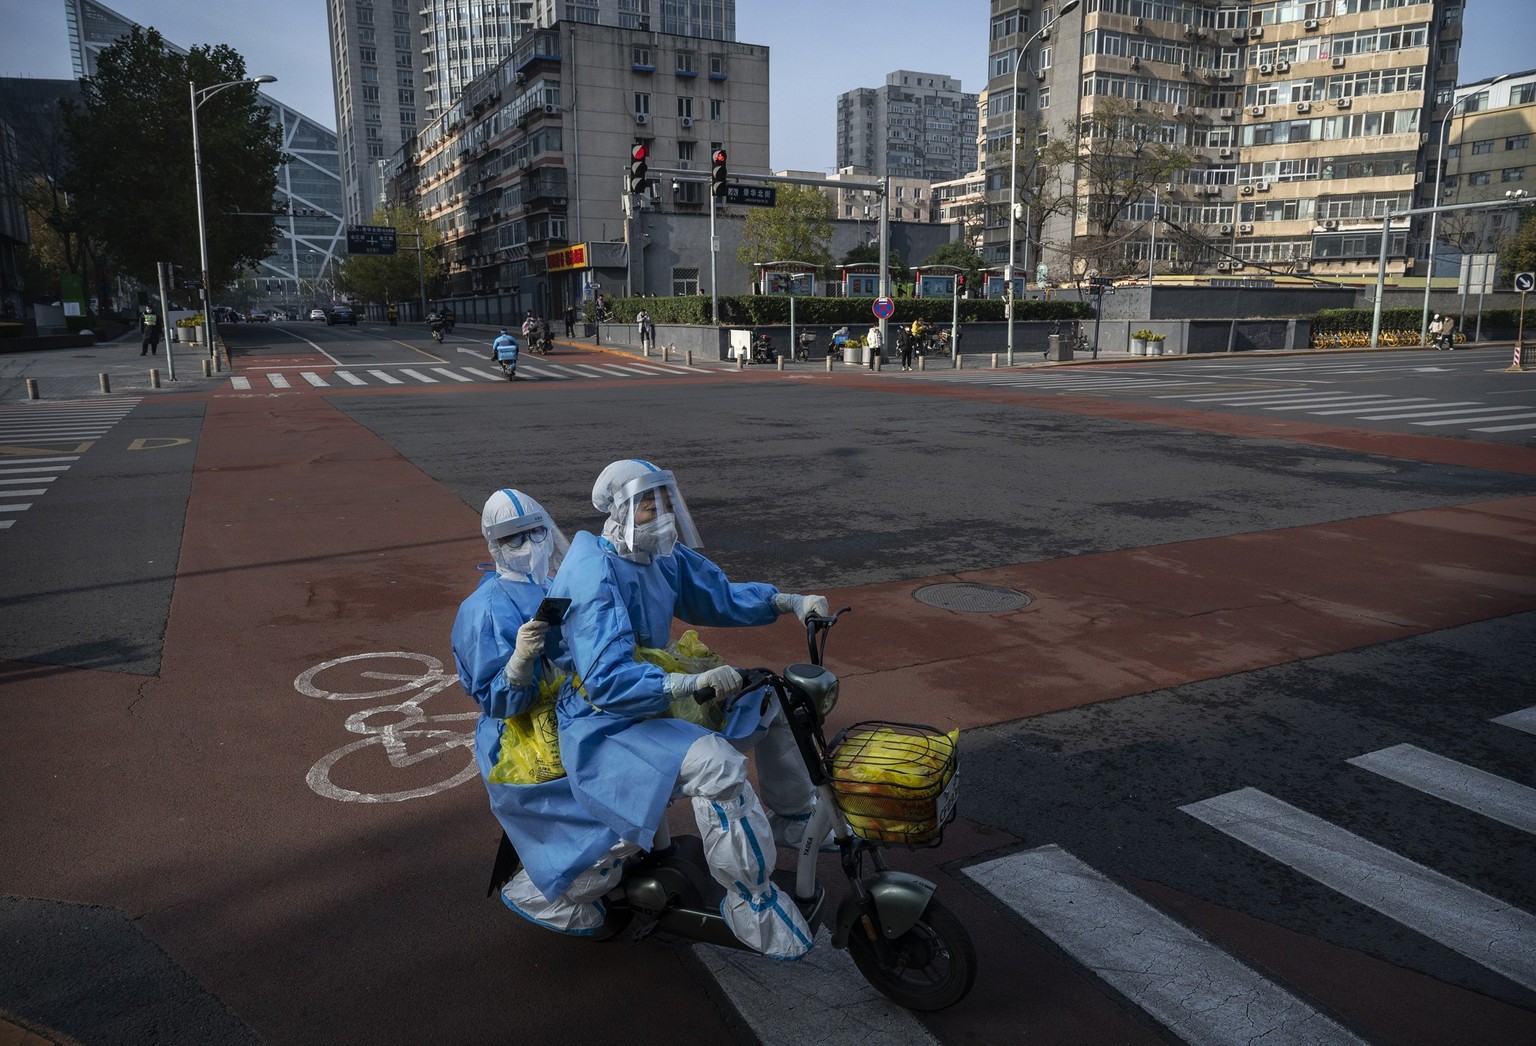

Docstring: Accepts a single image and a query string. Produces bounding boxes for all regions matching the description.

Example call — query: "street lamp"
[1006,0,1078,366]
[191,74,276,354]
[1420,74,1507,345]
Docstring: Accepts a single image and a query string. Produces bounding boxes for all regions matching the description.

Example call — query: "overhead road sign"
[346,225,397,255]
[724,184,776,207]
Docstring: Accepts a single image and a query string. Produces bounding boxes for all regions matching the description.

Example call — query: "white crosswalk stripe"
[0,398,141,533]
[224,360,712,391]
[1348,744,1536,835]
[966,845,1367,1045]
[1182,786,1536,993]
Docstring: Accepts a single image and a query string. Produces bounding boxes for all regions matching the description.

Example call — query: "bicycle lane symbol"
[295,651,480,803]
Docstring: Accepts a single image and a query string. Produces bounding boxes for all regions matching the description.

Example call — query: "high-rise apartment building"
[330,1,738,226]
[985,1,1465,280]
[1438,70,1536,272]
[837,71,980,183]
[65,0,345,301]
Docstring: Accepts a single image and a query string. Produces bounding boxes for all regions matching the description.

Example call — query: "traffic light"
[956,273,967,297]
[710,149,728,199]
[627,142,648,194]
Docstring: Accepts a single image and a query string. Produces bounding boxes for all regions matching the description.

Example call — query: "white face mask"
[631,512,678,557]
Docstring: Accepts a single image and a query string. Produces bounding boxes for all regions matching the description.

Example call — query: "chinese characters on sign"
[723,184,777,207]
[346,226,398,255]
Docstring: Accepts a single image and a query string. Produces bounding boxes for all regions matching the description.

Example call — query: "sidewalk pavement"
[0,329,230,403]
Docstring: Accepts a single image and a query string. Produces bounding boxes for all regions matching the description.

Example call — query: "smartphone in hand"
[534,597,571,624]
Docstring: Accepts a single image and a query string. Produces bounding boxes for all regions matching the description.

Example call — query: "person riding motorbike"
[536,315,553,355]
[386,304,398,326]
[428,311,445,343]
[491,327,520,379]
[451,489,629,935]
[547,459,831,959]
[443,307,456,333]
[796,330,815,362]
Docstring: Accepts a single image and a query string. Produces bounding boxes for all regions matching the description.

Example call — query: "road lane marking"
[367,370,404,385]
[431,368,474,382]
[1355,402,1485,418]
[1492,705,1536,736]
[0,466,71,474]
[1414,412,1536,427]
[230,376,252,389]
[1348,744,1536,835]
[0,458,76,465]
[1262,396,1398,410]
[266,373,291,388]
[399,368,439,383]
[695,932,941,1046]
[0,502,34,512]
[462,367,504,381]
[1182,787,1536,992]
[0,476,58,484]
[302,372,331,387]
[1304,399,1434,415]
[334,371,367,385]
[965,844,1366,1046]
[1474,421,1536,432]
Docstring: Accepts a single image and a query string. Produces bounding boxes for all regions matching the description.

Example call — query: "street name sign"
[723,184,777,207]
[346,225,398,255]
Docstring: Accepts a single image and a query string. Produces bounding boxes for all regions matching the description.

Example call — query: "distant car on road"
[247,310,270,322]
[309,307,328,322]
[327,304,357,326]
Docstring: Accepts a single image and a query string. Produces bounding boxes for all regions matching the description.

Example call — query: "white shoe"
[501,870,608,935]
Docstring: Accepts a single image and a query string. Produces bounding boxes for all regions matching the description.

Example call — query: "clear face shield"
[613,470,702,558]
[482,490,570,581]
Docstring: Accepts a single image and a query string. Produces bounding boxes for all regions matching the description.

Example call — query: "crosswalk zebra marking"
[432,368,475,382]
[965,845,1366,1046]
[334,370,367,385]
[399,368,439,383]
[1303,398,1433,415]
[462,367,504,381]
[1473,420,1536,433]
[367,370,404,384]
[1414,411,1536,427]
[1356,402,1485,419]
[1492,704,1536,736]
[1348,744,1536,835]
[1181,787,1536,993]
[301,372,330,387]
[231,376,252,390]
[267,373,291,388]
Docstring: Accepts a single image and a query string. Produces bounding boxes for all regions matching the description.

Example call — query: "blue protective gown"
[548,531,781,849]
[451,567,622,899]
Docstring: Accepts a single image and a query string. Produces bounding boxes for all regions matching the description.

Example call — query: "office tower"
[985,1,1465,280]
[837,71,980,183]
[65,0,346,303]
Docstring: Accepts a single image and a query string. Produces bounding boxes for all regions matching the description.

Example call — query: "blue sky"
[0,0,1528,173]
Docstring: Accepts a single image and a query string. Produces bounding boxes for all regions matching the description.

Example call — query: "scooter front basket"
[828,721,959,848]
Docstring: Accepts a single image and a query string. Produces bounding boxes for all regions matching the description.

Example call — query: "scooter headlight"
[784,663,839,718]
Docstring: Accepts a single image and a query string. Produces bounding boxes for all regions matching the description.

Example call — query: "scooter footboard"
[830,870,936,949]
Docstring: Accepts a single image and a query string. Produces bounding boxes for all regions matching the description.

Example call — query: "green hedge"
[1313,306,1533,328]
[595,295,1092,326]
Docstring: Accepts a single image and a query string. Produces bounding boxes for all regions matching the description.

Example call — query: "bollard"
[776,356,784,371]
[826,356,833,372]
[991,353,999,369]
[738,356,746,370]
[99,373,111,394]
[662,345,670,362]
[918,356,926,371]
[954,353,961,370]
[201,359,211,377]
[874,355,882,372]
[686,350,693,367]
[150,369,161,389]
[26,378,39,400]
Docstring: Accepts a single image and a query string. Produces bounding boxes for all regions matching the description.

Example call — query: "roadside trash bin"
[1048,334,1073,362]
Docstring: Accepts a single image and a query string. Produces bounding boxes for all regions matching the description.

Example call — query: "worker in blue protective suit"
[451,488,630,936]
[548,459,832,959]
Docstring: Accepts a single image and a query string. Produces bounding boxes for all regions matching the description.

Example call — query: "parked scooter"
[795,331,815,362]
[826,326,849,362]
[750,330,777,364]
[488,609,976,1011]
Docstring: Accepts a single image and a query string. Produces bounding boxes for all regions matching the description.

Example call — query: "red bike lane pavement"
[4,379,1536,1045]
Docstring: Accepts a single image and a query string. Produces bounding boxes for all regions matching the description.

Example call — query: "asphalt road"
[2,328,1534,1045]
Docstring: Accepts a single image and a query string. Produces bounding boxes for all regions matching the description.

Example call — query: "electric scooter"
[489,609,976,1011]
[750,330,776,364]
[795,331,815,362]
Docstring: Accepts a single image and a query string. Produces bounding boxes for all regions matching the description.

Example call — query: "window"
[1472,140,1494,155]
[709,55,726,77]
[1040,46,1052,70]
[632,46,652,68]
[1503,169,1525,182]
[677,96,694,119]
[634,92,650,116]
[1040,86,1051,109]
[676,51,696,74]
[1515,83,1536,105]
[672,267,701,295]
[1469,171,1491,186]
[1508,135,1530,151]
[710,99,723,120]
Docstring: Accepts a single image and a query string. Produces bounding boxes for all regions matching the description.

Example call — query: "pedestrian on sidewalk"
[140,305,161,355]
[564,304,575,338]
[866,324,882,370]
[637,309,654,352]
[898,329,914,371]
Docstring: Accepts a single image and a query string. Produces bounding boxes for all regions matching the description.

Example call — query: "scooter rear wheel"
[846,896,976,1011]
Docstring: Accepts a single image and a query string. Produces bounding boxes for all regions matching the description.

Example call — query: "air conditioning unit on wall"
[635,112,649,124]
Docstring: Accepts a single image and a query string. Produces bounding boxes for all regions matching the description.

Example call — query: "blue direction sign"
[346,225,398,255]
[872,296,896,320]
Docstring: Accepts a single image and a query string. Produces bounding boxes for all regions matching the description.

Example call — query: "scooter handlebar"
[694,667,775,705]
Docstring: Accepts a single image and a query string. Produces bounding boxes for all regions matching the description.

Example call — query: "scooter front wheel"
[847,896,976,1011]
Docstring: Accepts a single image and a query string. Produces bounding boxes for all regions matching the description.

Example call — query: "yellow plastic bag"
[488,672,568,785]
[635,629,726,731]
[829,725,959,845]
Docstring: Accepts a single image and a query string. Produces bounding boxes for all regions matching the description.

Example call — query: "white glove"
[666,665,743,704]
[773,593,830,624]
[504,618,548,686]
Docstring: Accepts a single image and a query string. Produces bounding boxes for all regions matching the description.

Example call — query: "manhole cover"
[913,583,1032,613]
[1295,459,1395,475]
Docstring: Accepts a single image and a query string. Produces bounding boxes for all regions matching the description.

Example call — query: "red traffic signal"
[710,149,729,199]
[632,143,649,162]
[956,273,967,295]
[627,141,649,194]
